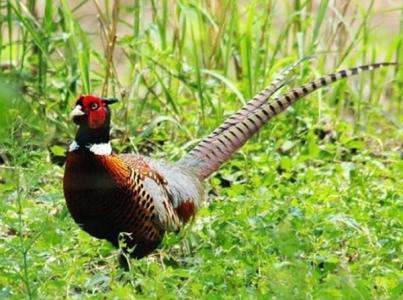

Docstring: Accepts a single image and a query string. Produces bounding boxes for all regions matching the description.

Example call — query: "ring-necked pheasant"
[64,62,396,261]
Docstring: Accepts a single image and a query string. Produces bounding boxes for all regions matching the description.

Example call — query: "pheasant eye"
[90,103,99,110]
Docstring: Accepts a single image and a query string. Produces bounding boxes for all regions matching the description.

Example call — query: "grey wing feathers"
[119,154,204,231]
[143,156,205,210]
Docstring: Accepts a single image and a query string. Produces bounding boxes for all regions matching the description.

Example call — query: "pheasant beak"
[69,105,85,120]
[102,97,118,105]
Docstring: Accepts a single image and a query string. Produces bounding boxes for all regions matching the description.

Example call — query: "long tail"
[179,62,397,179]
[202,57,312,138]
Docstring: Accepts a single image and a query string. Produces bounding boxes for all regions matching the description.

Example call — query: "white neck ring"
[68,141,112,155]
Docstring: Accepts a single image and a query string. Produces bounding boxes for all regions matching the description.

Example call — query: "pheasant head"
[69,95,118,155]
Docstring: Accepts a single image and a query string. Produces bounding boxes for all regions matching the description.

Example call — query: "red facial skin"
[78,95,108,129]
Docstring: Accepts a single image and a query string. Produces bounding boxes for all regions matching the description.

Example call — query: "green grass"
[0,1,402,299]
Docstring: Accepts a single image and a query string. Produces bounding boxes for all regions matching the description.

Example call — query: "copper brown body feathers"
[64,148,204,258]
[63,62,396,261]
[64,151,165,257]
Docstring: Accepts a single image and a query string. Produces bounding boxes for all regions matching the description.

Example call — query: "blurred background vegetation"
[0,0,402,299]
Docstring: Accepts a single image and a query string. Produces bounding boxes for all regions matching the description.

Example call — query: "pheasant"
[63,62,396,261]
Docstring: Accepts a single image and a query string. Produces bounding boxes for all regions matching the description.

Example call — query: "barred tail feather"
[193,57,311,149]
[180,62,397,179]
